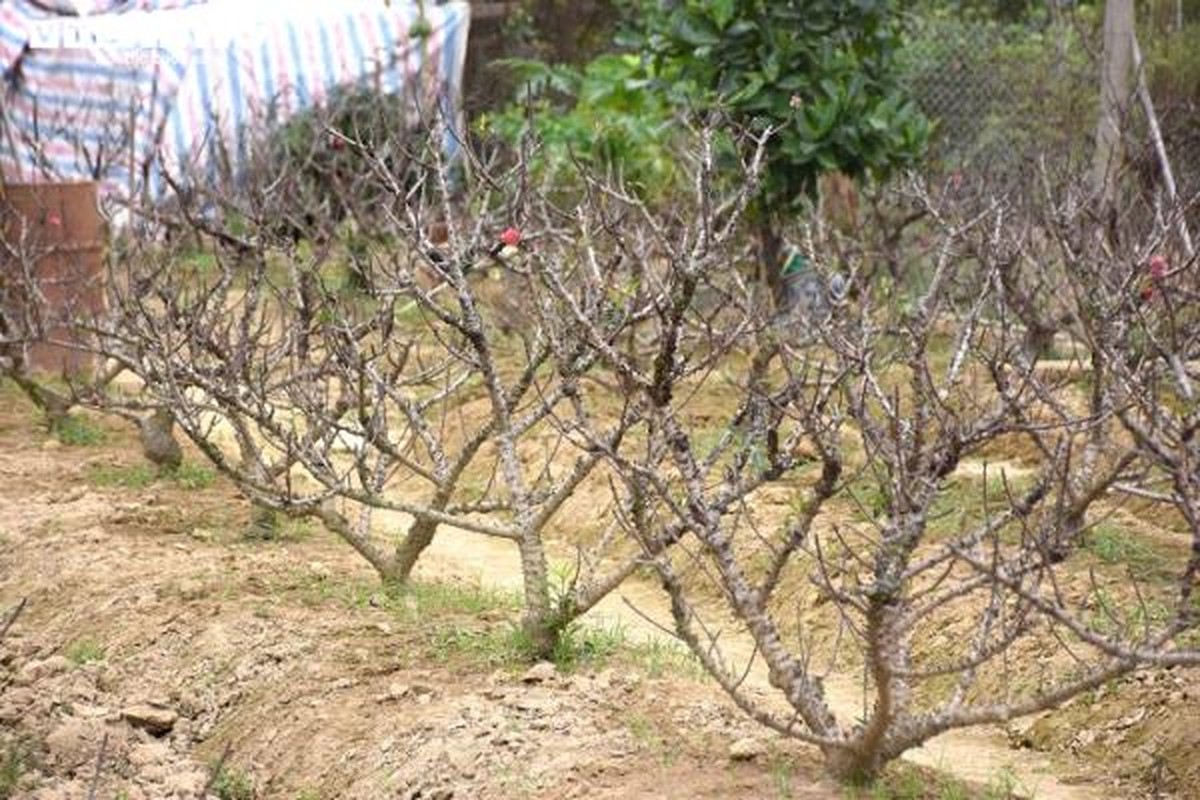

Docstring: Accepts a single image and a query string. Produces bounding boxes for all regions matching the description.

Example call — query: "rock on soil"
[521,661,558,683]
[122,703,178,735]
[728,736,767,761]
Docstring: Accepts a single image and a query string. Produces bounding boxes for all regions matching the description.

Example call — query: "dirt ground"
[1,385,1197,799]
[0,389,845,799]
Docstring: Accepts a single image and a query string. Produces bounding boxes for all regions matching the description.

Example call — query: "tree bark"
[391,518,438,583]
[1092,0,1135,220]
[518,529,557,657]
[756,215,785,310]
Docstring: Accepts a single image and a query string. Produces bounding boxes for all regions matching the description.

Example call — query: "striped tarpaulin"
[1,0,470,203]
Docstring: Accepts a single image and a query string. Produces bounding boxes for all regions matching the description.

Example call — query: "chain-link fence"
[899,11,1200,223]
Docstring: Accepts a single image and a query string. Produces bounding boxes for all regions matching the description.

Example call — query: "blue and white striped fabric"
[1,0,470,203]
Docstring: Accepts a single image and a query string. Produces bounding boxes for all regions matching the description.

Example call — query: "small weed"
[982,766,1023,800]
[936,776,971,800]
[1087,587,1171,639]
[927,470,1032,540]
[394,581,521,617]
[844,765,971,800]
[881,764,925,800]
[53,414,107,446]
[692,428,769,472]
[294,790,323,800]
[626,712,656,744]
[174,462,217,489]
[180,248,219,277]
[625,637,703,679]
[1085,523,1167,577]
[624,712,680,766]
[66,638,105,665]
[211,766,256,800]
[549,620,624,671]
[428,618,623,671]
[279,518,319,542]
[767,751,795,798]
[303,578,521,617]
[87,463,157,489]
[0,742,31,799]
[846,474,890,522]
[428,625,531,668]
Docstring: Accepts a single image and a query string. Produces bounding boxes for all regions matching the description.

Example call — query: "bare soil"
[0,392,841,799]
[1,387,1197,799]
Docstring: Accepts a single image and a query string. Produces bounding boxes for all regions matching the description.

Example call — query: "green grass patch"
[66,638,105,665]
[174,462,218,489]
[426,620,623,672]
[211,765,256,800]
[52,414,107,446]
[766,749,800,799]
[278,518,319,542]
[86,461,218,491]
[178,247,220,278]
[391,580,522,618]
[927,470,1032,541]
[0,742,32,800]
[87,463,158,489]
[282,572,700,677]
[426,615,699,677]
[845,473,890,522]
[842,762,1008,800]
[1085,522,1170,579]
[1086,587,1172,640]
[428,625,535,668]
[550,620,626,671]
[623,636,703,679]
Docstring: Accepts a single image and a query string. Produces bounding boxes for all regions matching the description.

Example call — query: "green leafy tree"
[481,54,680,203]
[486,0,928,297]
[629,0,930,295]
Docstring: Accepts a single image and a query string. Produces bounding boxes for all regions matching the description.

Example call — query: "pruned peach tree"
[79,102,778,658]
[564,164,1200,780]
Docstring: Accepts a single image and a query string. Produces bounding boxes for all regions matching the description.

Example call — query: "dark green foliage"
[486,1,929,213]
[631,0,930,208]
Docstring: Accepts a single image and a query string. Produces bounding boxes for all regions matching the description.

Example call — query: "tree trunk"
[1092,0,1135,223]
[391,518,439,583]
[756,215,785,311]
[517,531,557,658]
[823,746,885,786]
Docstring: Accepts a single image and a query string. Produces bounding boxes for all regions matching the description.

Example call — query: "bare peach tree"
[1069,180,1200,653]
[71,100,776,655]
[563,167,1200,780]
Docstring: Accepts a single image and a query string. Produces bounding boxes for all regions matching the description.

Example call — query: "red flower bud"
[328,133,345,151]
[46,212,62,227]
[500,227,521,248]
[1149,254,1167,281]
